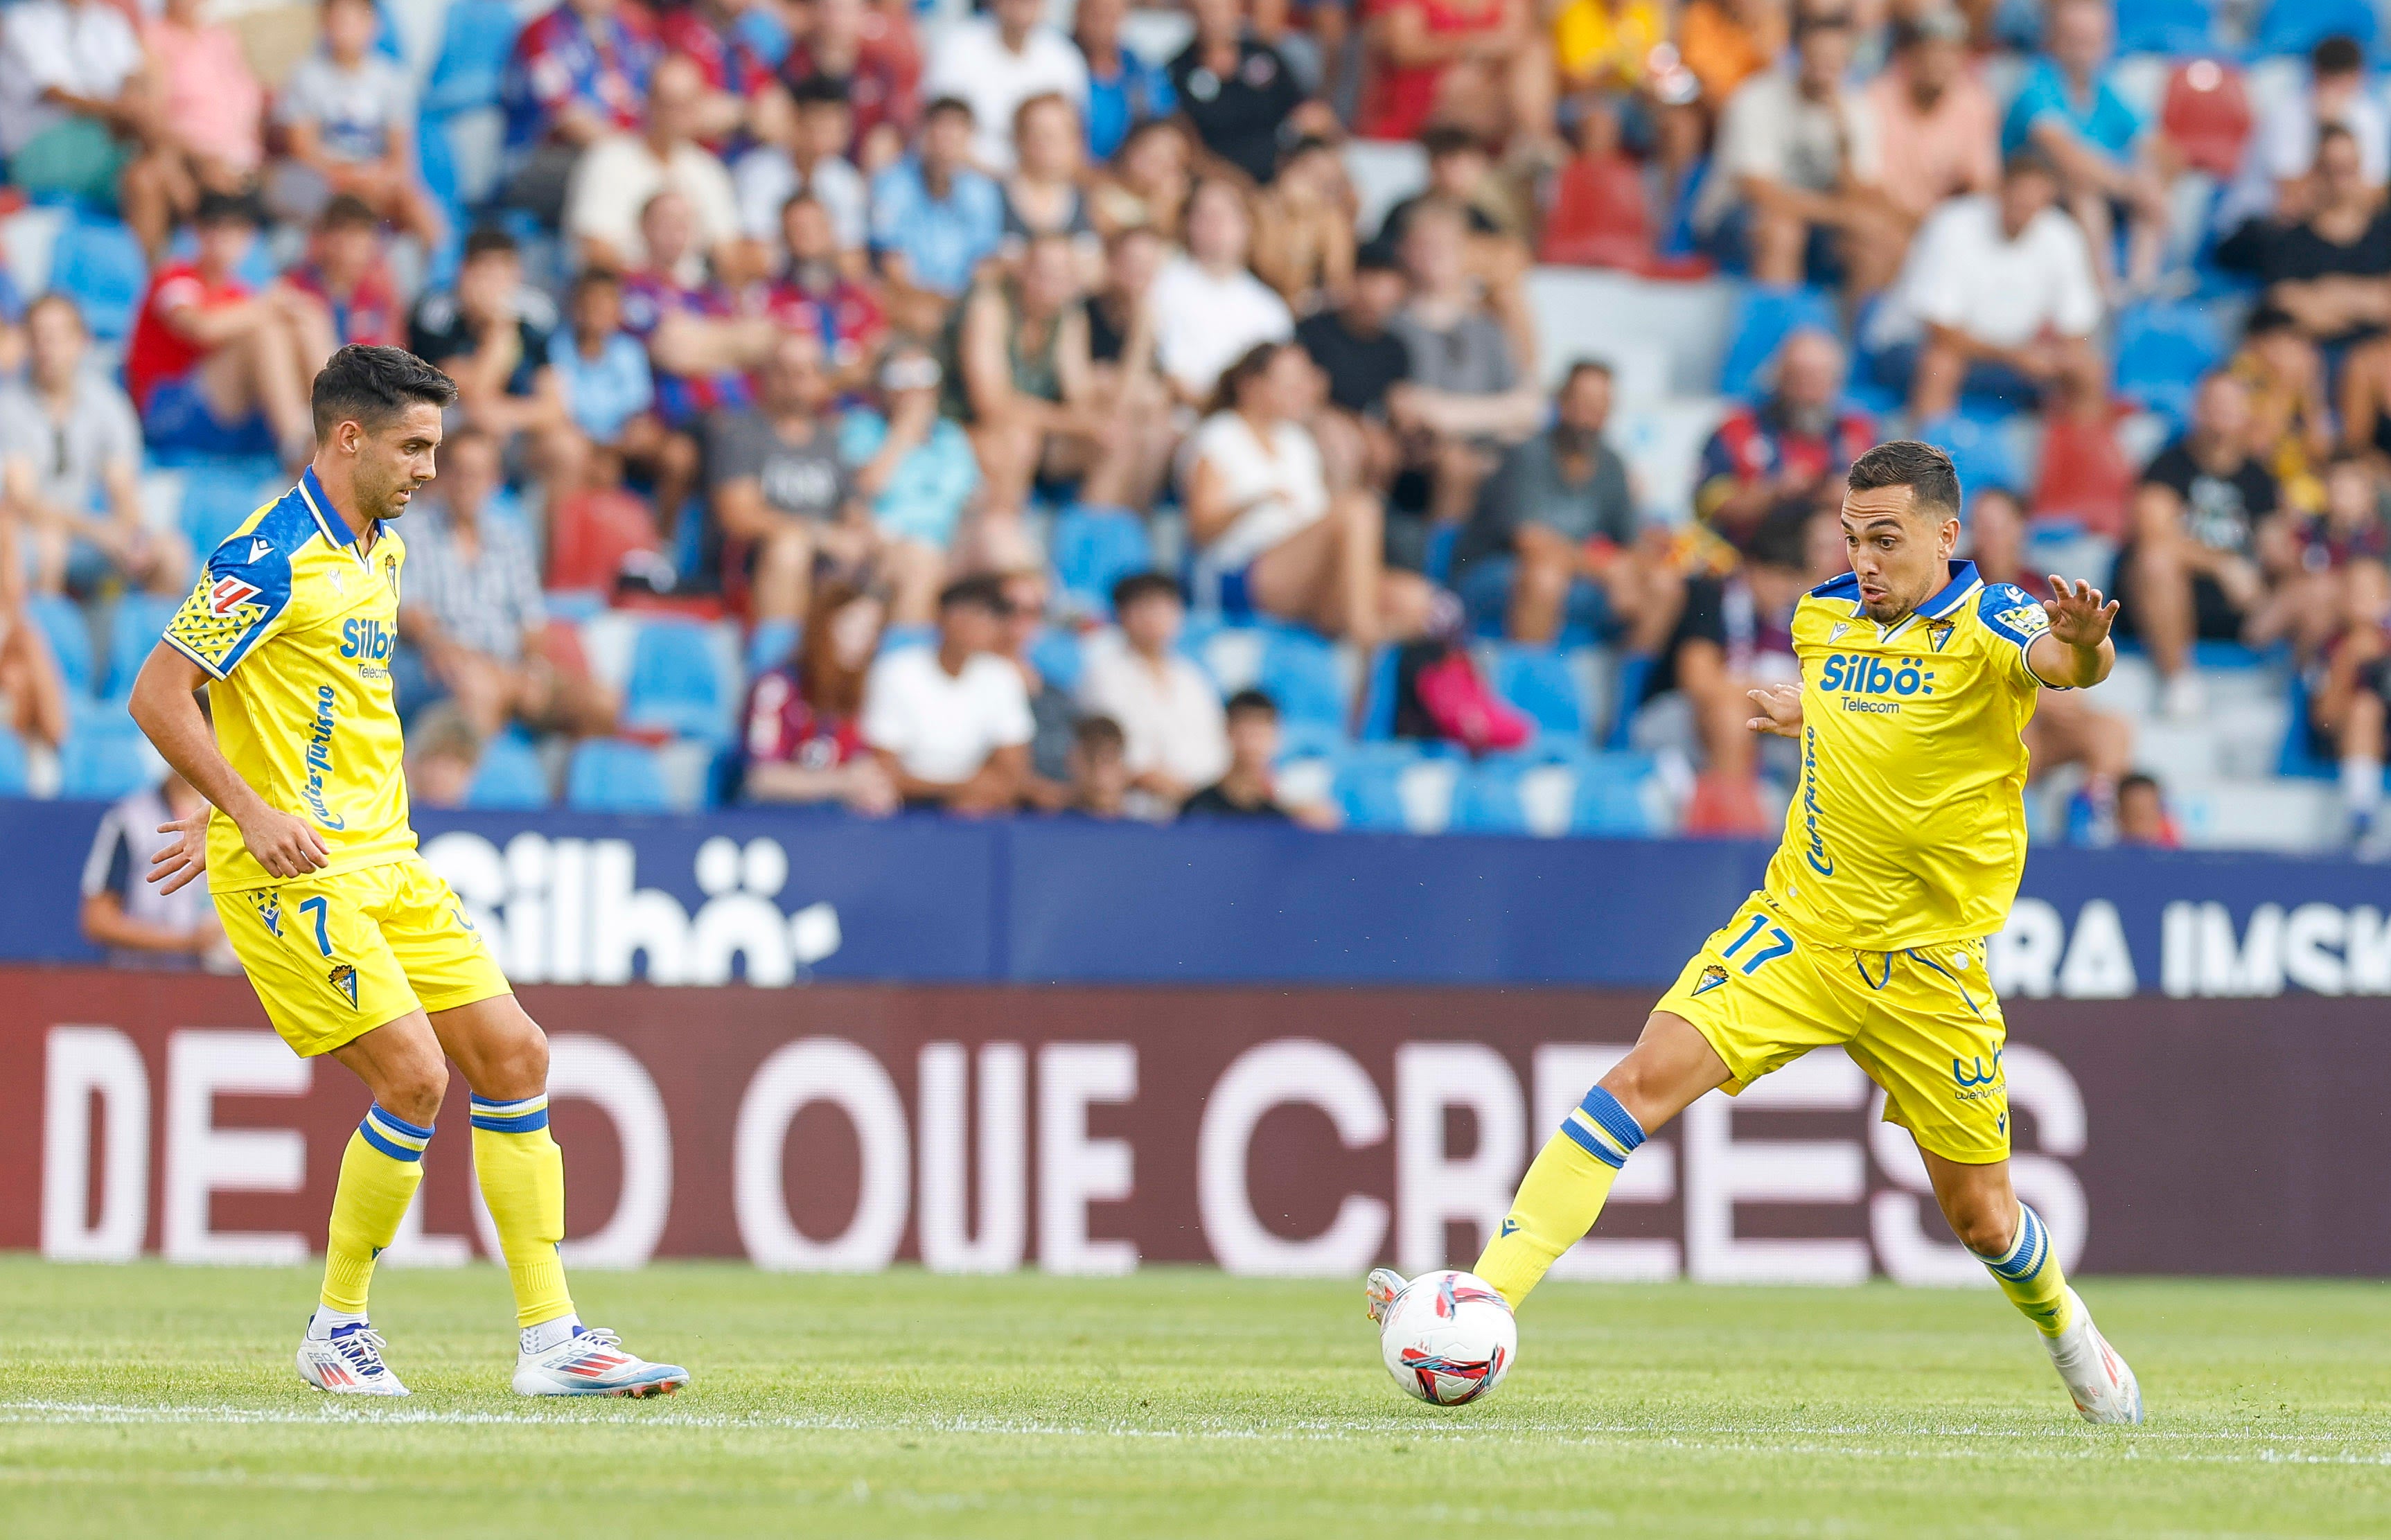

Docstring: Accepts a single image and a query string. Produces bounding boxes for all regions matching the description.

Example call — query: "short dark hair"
[1110,571,1181,613]
[924,95,975,124]
[789,75,853,109]
[571,266,621,300]
[1560,357,1613,390]
[1846,439,1961,518]
[2002,146,2059,185]
[1073,714,1127,754]
[2314,34,2366,78]
[195,188,265,229]
[1418,124,1483,160]
[310,344,459,443]
[462,225,519,264]
[1224,688,1279,721]
[319,193,379,231]
[2318,121,2360,158]
[939,573,1013,615]
[1355,242,1404,276]
[2118,771,2162,799]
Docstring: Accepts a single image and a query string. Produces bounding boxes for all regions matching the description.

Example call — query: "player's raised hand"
[148,809,212,895]
[2044,574,2121,648]
[234,805,333,880]
[1746,682,1803,738]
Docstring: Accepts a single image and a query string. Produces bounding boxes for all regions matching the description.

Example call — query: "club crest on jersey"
[1929,622,1955,652]
[1692,964,1729,996]
[382,554,399,595]
[327,963,360,1007]
[206,576,260,617]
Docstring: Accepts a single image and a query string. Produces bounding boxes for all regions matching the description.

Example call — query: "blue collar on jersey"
[1811,560,1979,621]
[295,466,380,560]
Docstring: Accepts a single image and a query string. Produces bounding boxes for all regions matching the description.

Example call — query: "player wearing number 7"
[1368,440,2144,1424]
[127,345,687,1399]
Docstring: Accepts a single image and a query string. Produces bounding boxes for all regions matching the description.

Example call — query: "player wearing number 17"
[1366,441,2144,1423]
[127,344,687,1399]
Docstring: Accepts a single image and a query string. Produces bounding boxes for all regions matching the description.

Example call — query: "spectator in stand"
[741,581,900,812]
[1357,0,1554,152]
[1075,0,1174,163]
[2308,556,2391,847]
[407,226,581,484]
[274,0,442,245]
[1553,0,1665,109]
[651,0,775,130]
[923,0,1086,175]
[286,195,405,349]
[1298,245,1411,492]
[1253,136,1358,312]
[2113,772,2178,849]
[2231,308,2332,515]
[1864,8,2000,230]
[2259,126,2391,360]
[998,565,1080,809]
[2117,373,2293,719]
[862,574,1034,814]
[141,0,265,229]
[80,754,222,971]
[619,188,739,521]
[0,510,67,773]
[1181,687,1336,826]
[1677,0,1783,112]
[1389,197,1544,521]
[1150,180,1299,409]
[770,191,888,391]
[2,294,185,599]
[780,0,918,170]
[1172,0,1315,185]
[870,96,1005,298]
[736,77,870,258]
[126,191,335,470]
[500,0,660,227]
[1084,224,1164,389]
[548,268,655,452]
[707,330,870,624]
[1090,116,1194,242]
[1184,339,1436,646]
[842,344,978,623]
[1449,360,1655,644]
[1695,327,1875,549]
[397,427,619,737]
[1378,125,1508,249]
[1869,150,2106,427]
[1693,8,1897,298]
[1061,715,1133,818]
[0,0,168,251]
[1078,572,1230,818]
[2216,35,2385,259]
[401,702,485,809]
[1002,93,1103,284]
[566,53,742,276]
[2000,0,2172,296]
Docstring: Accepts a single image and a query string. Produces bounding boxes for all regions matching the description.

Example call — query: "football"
[1377,1270,1517,1406]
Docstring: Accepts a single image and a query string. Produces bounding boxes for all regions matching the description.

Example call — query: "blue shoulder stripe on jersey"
[1916,560,1981,621]
[296,466,368,551]
[1806,572,1862,602]
[1976,581,2074,690]
[166,489,310,678]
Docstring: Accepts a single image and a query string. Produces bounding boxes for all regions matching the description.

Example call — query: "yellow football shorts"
[1653,890,2011,1164]
[215,856,512,1056]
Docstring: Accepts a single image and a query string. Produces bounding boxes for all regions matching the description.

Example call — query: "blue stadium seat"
[176,459,279,548]
[2254,0,2375,58]
[1917,411,2023,498]
[1450,760,1534,835]
[1488,644,1585,740]
[45,214,147,341]
[565,740,673,813]
[104,593,183,702]
[1257,628,1346,729]
[60,719,154,799]
[2115,0,2220,55]
[1424,522,1459,585]
[1029,626,1085,694]
[420,0,521,115]
[0,727,26,796]
[1718,284,1841,401]
[746,618,800,676]
[2113,301,2227,423]
[622,619,734,743]
[1274,718,1348,763]
[28,593,95,696]
[1332,756,1414,832]
[466,734,552,808]
[1049,506,1154,617]
[1570,753,1657,836]
[1357,645,1402,740]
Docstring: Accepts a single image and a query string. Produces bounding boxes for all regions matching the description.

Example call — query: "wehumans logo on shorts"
[1801,726,1833,876]
[303,686,346,831]
[1953,1048,2003,1092]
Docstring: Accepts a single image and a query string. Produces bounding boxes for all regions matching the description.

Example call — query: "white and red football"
[1377,1269,1517,1406]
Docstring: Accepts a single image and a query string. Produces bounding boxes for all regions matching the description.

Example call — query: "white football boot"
[2045,1287,2144,1425]
[296,1320,410,1397]
[1364,1268,1409,1326]
[512,1327,690,1398]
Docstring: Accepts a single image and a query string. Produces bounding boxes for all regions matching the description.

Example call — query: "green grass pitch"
[2,1259,2387,1538]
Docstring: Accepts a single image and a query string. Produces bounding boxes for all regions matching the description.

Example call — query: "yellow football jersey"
[161,468,415,893]
[1763,560,2059,952]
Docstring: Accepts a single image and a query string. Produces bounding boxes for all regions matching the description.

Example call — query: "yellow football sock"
[321,1106,430,1314]
[470,1093,575,1329]
[1472,1086,1646,1309]
[1975,1202,2074,1337]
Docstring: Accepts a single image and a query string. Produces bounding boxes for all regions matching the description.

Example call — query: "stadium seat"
[1718,284,1840,401]
[466,734,552,809]
[0,727,26,796]
[60,720,155,800]
[622,618,736,743]
[1256,628,1347,730]
[1488,645,1587,741]
[565,739,674,813]
[28,593,95,696]
[746,618,800,677]
[2253,0,2375,59]
[103,593,184,702]
[1537,153,1655,272]
[44,214,146,341]
[1332,750,1456,833]
[2115,0,2221,55]
[2160,60,2251,179]
[176,459,279,549]
[1570,753,1657,836]
[2113,300,2227,423]
[1049,506,1154,617]
[1028,626,1085,694]
[1450,759,1579,836]
[420,0,520,115]
[1917,410,2024,497]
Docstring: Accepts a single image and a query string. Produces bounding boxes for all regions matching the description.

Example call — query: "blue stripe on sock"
[472,1109,549,1133]
[358,1121,424,1162]
[1559,1115,1627,1169]
[367,1104,434,1140]
[1984,1206,2049,1282]
[1575,1087,1646,1155]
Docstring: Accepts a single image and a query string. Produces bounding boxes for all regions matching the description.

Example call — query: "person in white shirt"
[0,0,171,249]
[1148,179,1294,405]
[921,0,1088,175]
[564,55,741,275]
[734,76,870,256]
[1183,339,1435,648]
[2216,35,2389,246]
[1077,572,1229,817]
[1868,150,2107,425]
[862,574,1035,812]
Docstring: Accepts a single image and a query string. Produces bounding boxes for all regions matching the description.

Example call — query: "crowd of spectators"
[7,0,2391,854]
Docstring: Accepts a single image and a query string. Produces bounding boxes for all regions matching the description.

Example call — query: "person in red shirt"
[283,195,404,349]
[782,0,920,170]
[123,191,336,466]
[739,581,899,811]
[764,192,886,393]
[1358,0,1553,149]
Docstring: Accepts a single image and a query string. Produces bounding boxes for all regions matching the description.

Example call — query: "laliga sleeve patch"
[1977,583,2051,647]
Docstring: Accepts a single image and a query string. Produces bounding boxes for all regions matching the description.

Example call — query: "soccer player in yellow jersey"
[128,345,688,1399]
[1368,441,2144,1424]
